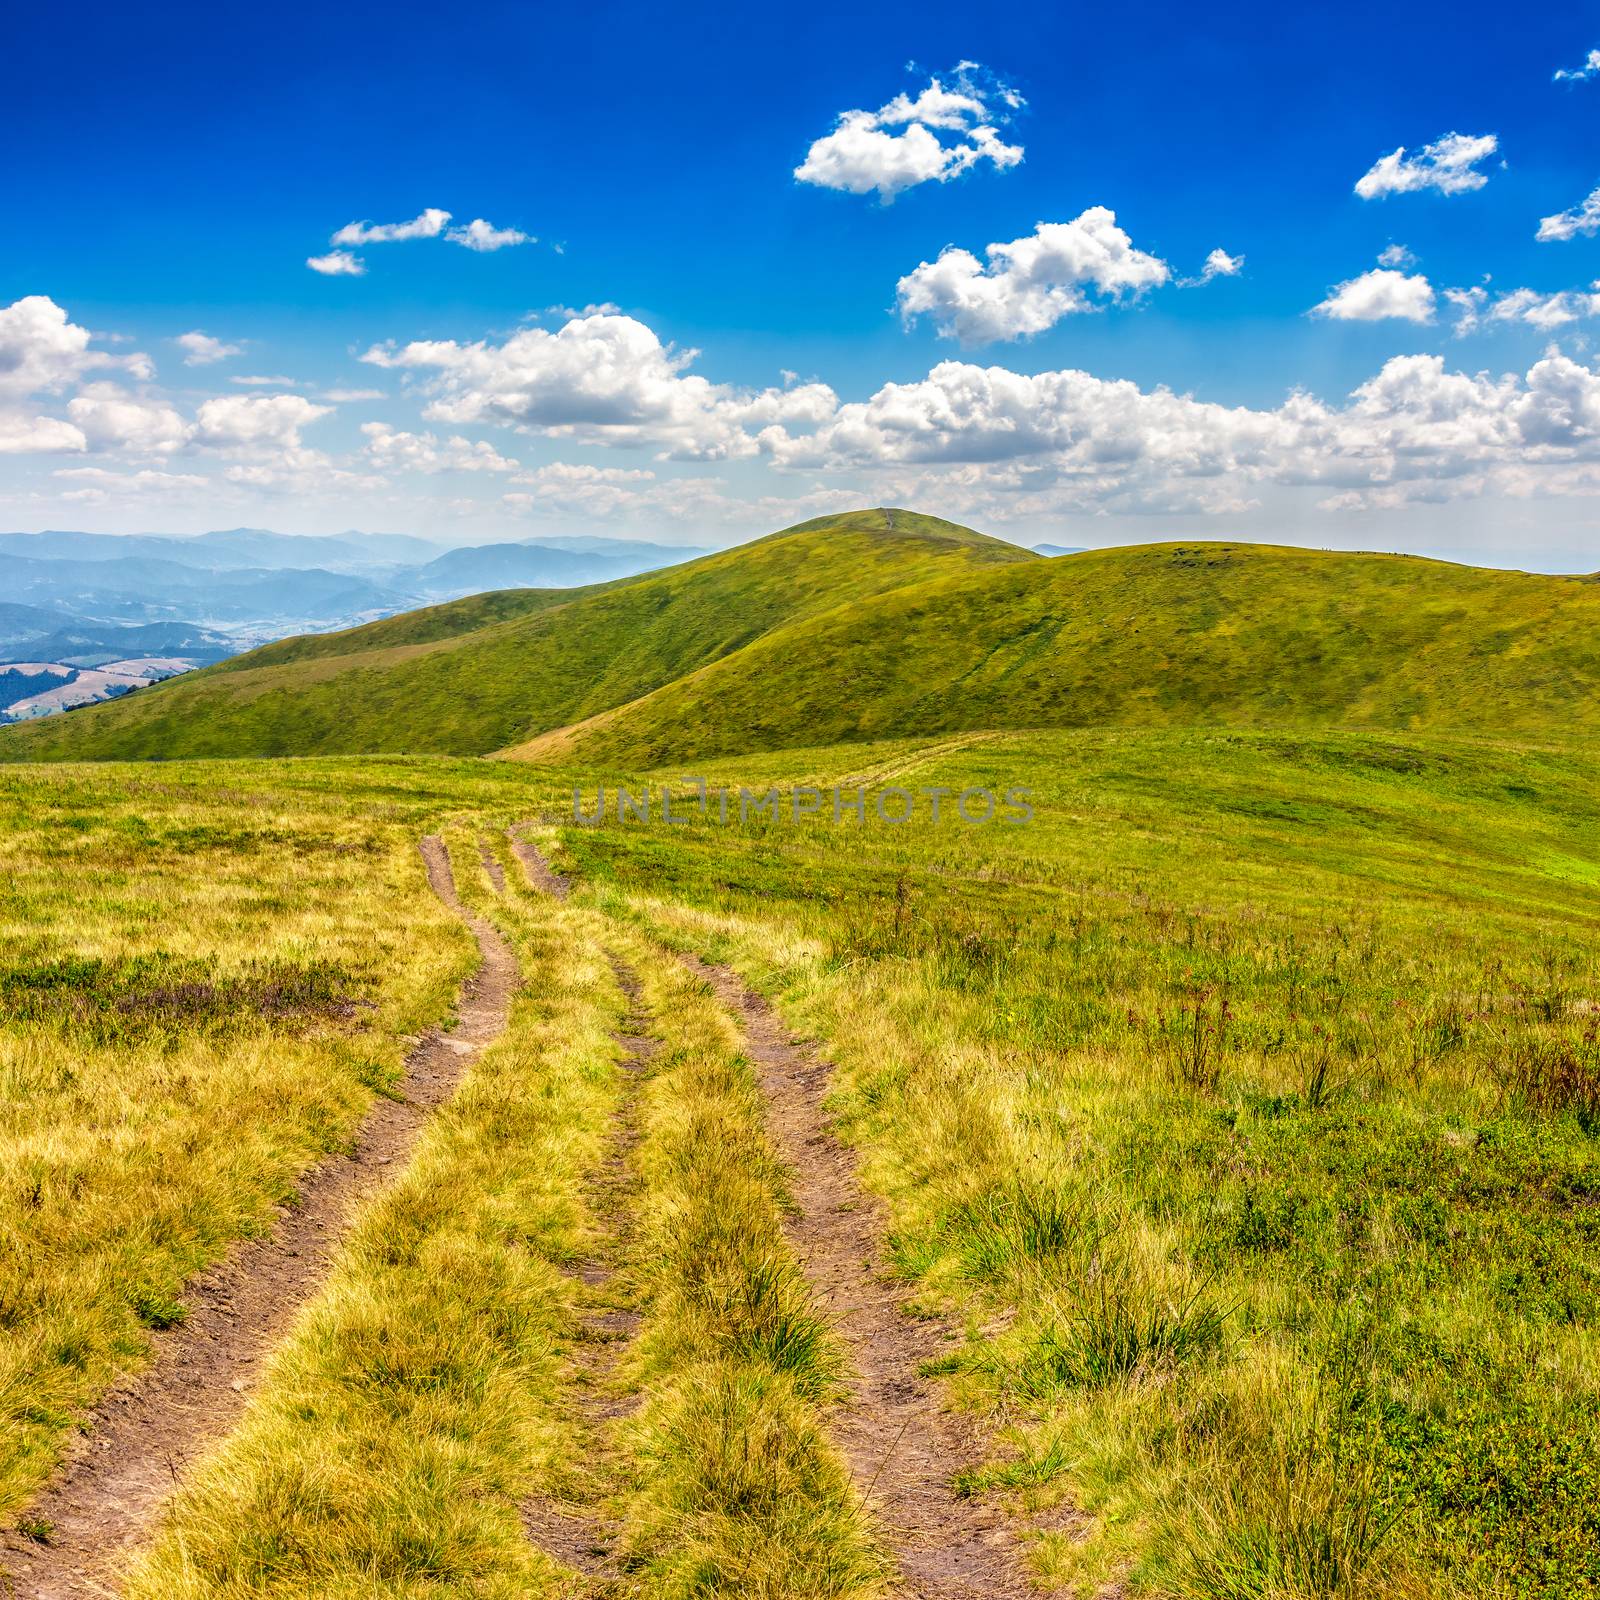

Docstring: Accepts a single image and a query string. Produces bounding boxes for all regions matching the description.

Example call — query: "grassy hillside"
[0,510,1027,762]
[507,542,1600,765]
[4,732,1598,1595]
[557,727,1600,1597]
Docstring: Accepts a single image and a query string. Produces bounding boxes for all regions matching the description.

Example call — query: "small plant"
[130,1284,188,1330]
[1016,1264,1229,1397]
[1161,983,1233,1093]
[1498,1023,1600,1129]
[16,1515,55,1545]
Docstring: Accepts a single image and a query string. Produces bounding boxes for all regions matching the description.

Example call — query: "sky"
[4,0,1600,568]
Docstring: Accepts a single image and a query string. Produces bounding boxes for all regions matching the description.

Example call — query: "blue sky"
[4,0,1600,566]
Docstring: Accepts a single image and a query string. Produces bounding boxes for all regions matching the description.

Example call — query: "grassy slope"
[555,727,1600,1598]
[0,511,1030,763]
[218,584,590,671]
[508,542,1600,766]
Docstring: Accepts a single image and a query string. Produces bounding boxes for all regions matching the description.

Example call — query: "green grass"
[519,542,1600,767]
[123,833,625,1598]
[3,714,1598,1596]
[601,923,882,1597]
[0,510,1028,763]
[556,726,1600,1598]
[0,764,485,1520]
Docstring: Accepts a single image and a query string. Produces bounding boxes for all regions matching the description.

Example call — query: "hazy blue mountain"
[0,553,414,625]
[0,528,444,573]
[409,539,708,598]
[0,602,73,653]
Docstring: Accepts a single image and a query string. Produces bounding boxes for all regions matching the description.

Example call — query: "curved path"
[2,836,518,1600]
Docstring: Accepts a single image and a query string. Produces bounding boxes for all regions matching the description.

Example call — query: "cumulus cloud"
[1554,48,1600,82]
[1,295,115,399]
[53,466,208,499]
[1538,186,1600,242]
[361,421,521,473]
[1447,283,1600,334]
[176,330,243,366]
[795,63,1023,200]
[307,250,366,276]
[1377,243,1416,268]
[332,208,452,245]
[362,310,838,460]
[503,461,658,517]
[66,385,191,453]
[752,344,1600,522]
[1354,132,1498,199]
[0,295,153,457]
[1311,268,1436,323]
[192,393,332,451]
[447,218,531,251]
[896,209,1171,343]
[0,413,86,454]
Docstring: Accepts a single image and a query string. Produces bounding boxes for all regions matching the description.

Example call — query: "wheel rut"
[2,836,519,1600]
[510,835,1032,1598]
[681,953,1032,1600]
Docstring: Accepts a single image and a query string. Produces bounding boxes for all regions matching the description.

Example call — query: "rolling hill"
[8,515,1600,768]
[507,541,1600,765]
[0,510,1028,761]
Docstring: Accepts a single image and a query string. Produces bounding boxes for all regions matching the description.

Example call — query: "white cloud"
[1377,243,1416,268]
[447,218,531,251]
[0,295,101,398]
[53,466,207,495]
[503,461,658,517]
[176,330,243,366]
[1186,247,1244,286]
[754,345,1600,520]
[66,385,191,453]
[1538,186,1600,242]
[332,208,451,245]
[192,393,332,450]
[1554,48,1600,82]
[362,310,838,460]
[1311,268,1436,323]
[320,387,385,402]
[230,373,298,386]
[795,64,1023,201]
[361,421,521,473]
[1447,283,1600,334]
[1354,132,1498,199]
[307,250,366,276]
[896,209,1171,343]
[0,413,85,454]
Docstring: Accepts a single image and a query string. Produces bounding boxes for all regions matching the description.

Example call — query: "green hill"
[0,510,1027,762]
[504,541,1600,766]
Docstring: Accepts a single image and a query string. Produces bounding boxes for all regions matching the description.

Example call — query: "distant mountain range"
[0,527,709,720]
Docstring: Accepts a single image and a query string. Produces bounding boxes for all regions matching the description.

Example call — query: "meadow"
[1,723,1594,1597]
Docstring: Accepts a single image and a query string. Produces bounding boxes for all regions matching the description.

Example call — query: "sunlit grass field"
[2,726,1597,1597]
[561,727,1600,1598]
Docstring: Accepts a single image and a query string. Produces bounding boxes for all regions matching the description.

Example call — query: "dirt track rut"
[512,832,1029,1599]
[2,835,518,1600]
